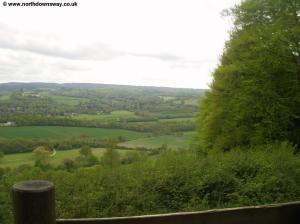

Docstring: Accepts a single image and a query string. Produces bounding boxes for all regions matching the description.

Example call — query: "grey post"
[12,180,56,224]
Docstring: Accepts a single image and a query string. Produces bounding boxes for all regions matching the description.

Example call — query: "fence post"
[12,180,56,224]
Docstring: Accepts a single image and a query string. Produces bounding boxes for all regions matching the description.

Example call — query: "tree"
[76,145,99,167]
[33,146,51,167]
[121,151,145,165]
[198,0,300,151]
[61,158,75,172]
[79,145,92,156]
[0,151,4,162]
[86,154,99,167]
[101,148,120,167]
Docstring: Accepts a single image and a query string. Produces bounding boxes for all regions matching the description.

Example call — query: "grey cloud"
[0,34,116,61]
[0,22,182,62]
[0,22,122,61]
[0,66,17,75]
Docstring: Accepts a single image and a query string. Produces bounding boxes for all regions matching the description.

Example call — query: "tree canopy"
[198,0,300,151]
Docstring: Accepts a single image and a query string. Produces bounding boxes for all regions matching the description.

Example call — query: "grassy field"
[0,126,147,140]
[49,95,89,106]
[0,95,10,101]
[158,117,196,122]
[184,98,199,106]
[0,148,132,168]
[118,132,195,149]
[72,110,140,122]
[131,117,195,125]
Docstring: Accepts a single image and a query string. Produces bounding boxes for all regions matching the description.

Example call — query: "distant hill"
[0,82,207,94]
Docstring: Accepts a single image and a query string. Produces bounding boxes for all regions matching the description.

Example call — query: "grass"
[184,98,199,106]
[0,126,147,140]
[0,95,10,101]
[49,95,89,106]
[0,148,132,168]
[159,96,177,101]
[158,117,196,122]
[118,132,195,149]
[131,116,195,125]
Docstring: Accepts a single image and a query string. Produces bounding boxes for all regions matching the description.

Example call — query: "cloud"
[0,24,117,60]
[126,52,182,61]
[0,23,183,63]
[169,59,217,69]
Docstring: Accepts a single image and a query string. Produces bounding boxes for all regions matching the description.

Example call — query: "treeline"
[0,137,120,154]
[6,115,195,134]
[0,85,202,117]
[1,143,300,224]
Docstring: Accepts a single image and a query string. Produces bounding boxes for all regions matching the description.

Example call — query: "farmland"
[0,130,195,167]
[0,126,148,140]
[0,148,132,168]
[48,95,89,106]
[0,83,201,169]
[118,132,195,149]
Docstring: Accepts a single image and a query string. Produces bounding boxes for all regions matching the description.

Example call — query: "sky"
[0,0,241,89]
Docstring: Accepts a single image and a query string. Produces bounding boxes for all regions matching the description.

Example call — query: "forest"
[1,0,300,223]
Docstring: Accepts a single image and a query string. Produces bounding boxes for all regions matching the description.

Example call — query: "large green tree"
[33,146,51,167]
[198,0,300,151]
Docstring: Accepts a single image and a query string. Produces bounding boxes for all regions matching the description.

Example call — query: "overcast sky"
[0,0,241,89]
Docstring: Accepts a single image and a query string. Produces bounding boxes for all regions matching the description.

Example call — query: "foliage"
[0,143,299,224]
[33,146,52,168]
[0,148,132,168]
[198,0,300,151]
[76,145,99,167]
[0,83,203,120]
[79,145,92,157]
[0,136,120,154]
[101,148,120,168]
[0,151,3,162]
[60,158,75,172]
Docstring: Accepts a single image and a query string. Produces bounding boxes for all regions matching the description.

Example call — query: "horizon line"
[0,81,209,90]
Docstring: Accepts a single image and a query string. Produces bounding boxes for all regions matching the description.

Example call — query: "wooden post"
[12,180,56,224]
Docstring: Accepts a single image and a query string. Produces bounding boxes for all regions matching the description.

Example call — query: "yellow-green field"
[0,148,132,168]
[0,95,10,101]
[49,95,89,106]
[118,132,195,149]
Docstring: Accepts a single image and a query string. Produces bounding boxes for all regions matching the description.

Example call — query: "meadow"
[0,148,132,168]
[158,117,196,122]
[0,126,148,140]
[49,95,89,106]
[118,132,195,149]
[0,95,10,101]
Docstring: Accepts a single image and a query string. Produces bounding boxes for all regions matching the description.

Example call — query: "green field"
[49,95,89,106]
[0,95,10,101]
[72,110,140,122]
[0,148,132,168]
[0,126,147,140]
[158,117,196,122]
[184,98,199,106]
[131,117,195,125]
[118,132,195,149]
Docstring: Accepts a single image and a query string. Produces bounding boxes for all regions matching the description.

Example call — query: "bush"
[0,141,299,223]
